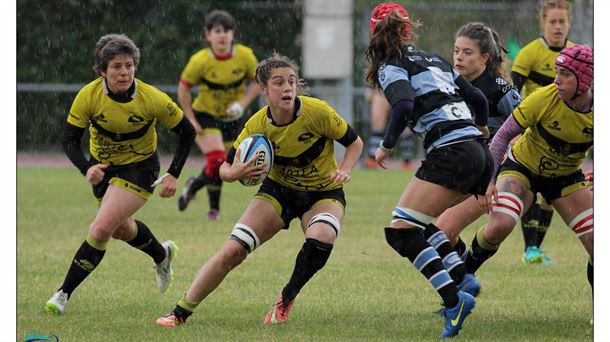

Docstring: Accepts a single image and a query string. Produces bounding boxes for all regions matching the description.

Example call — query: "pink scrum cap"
[555,44,593,97]
[370,3,410,36]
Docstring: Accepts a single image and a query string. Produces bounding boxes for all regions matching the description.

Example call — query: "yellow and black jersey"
[180,44,258,117]
[511,38,573,99]
[67,77,184,165]
[234,96,349,191]
[510,84,592,178]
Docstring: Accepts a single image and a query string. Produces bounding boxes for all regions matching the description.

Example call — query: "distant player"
[366,3,492,338]
[177,10,260,220]
[466,45,593,321]
[156,53,363,327]
[511,0,574,264]
[432,22,522,295]
[45,34,195,315]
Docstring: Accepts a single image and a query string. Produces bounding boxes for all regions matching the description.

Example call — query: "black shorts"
[254,178,346,229]
[91,153,160,202]
[415,139,493,195]
[194,111,245,142]
[497,158,587,204]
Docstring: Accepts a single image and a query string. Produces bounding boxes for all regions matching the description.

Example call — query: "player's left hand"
[374,148,391,169]
[154,174,177,198]
[330,169,351,184]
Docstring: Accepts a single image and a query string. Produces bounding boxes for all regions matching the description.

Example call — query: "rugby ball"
[237,134,274,186]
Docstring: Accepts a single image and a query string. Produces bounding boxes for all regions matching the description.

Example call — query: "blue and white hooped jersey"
[379,45,482,152]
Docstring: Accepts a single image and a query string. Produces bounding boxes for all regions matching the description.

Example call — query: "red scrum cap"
[370,2,410,35]
[555,44,593,97]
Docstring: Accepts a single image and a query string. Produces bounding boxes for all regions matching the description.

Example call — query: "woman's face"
[554,66,577,100]
[453,36,488,81]
[101,54,135,94]
[262,67,297,114]
[205,25,234,55]
[542,8,571,47]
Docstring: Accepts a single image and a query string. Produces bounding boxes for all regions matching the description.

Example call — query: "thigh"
[435,195,484,242]
[238,198,285,245]
[91,185,146,237]
[397,177,463,218]
[552,188,593,257]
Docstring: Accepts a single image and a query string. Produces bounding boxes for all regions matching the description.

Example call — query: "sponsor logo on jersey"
[583,127,593,136]
[128,115,145,123]
[95,114,108,122]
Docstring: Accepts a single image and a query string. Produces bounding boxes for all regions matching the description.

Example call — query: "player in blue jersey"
[432,22,522,296]
[365,3,492,338]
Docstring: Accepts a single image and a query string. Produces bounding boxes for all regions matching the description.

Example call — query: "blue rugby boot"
[457,273,481,297]
[441,291,476,338]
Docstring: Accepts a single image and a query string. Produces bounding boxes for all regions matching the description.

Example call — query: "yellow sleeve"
[244,47,258,79]
[512,89,543,129]
[315,99,348,140]
[67,87,92,128]
[152,89,184,129]
[511,42,535,77]
[180,51,205,86]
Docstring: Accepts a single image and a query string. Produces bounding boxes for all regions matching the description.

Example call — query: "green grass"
[17,167,592,341]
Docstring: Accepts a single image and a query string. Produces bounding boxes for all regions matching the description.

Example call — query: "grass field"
[17,166,593,341]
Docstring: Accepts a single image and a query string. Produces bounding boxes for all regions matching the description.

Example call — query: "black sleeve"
[167,116,196,178]
[455,75,489,126]
[510,71,527,93]
[381,99,414,150]
[337,124,358,147]
[226,147,237,164]
[62,121,95,176]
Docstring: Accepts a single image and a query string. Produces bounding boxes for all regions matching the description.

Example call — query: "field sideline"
[17,165,592,341]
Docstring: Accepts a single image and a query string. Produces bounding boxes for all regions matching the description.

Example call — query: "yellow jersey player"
[177,10,260,220]
[511,0,575,261]
[466,45,593,324]
[45,34,196,315]
[156,53,363,327]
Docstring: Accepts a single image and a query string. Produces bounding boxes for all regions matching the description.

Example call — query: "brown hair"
[455,22,508,79]
[255,53,308,95]
[364,10,422,88]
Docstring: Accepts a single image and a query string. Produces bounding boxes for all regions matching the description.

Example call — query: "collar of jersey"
[266,96,302,126]
[103,78,137,103]
[540,36,567,52]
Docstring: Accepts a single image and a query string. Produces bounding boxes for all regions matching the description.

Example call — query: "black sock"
[385,227,458,308]
[424,224,465,285]
[455,237,468,260]
[206,177,222,211]
[189,169,210,193]
[282,238,333,304]
[521,203,540,250]
[127,220,166,264]
[59,237,106,297]
[537,208,554,247]
[173,305,194,322]
[464,227,499,274]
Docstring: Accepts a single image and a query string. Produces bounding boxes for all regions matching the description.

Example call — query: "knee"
[111,219,135,240]
[306,213,341,243]
[384,227,424,257]
[484,217,515,245]
[88,219,117,242]
[216,243,247,269]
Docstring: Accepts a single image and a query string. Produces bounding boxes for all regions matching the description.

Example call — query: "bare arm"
[331,135,363,185]
[177,82,201,133]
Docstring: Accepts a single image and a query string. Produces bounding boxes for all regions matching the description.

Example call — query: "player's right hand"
[86,164,108,185]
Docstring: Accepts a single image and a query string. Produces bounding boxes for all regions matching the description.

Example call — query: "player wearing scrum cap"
[465,44,593,322]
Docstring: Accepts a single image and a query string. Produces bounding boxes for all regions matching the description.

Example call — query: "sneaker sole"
[44,303,63,315]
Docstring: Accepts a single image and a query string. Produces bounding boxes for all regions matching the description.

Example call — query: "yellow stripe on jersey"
[181,44,258,117]
[511,38,573,99]
[235,96,349,192]
[67,77,183,166]
[511,84,592,178]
